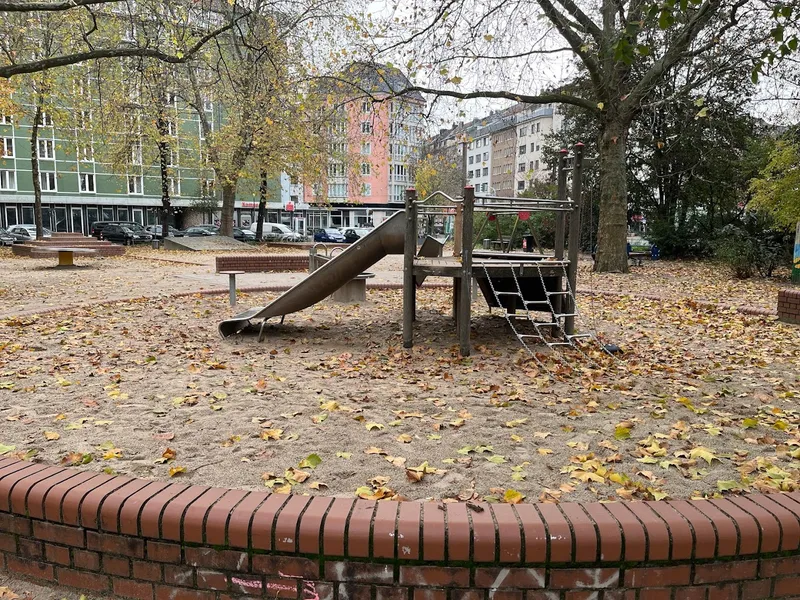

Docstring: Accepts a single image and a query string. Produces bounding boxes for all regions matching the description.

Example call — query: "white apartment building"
[466,131,492,194]
[514,105,563,193]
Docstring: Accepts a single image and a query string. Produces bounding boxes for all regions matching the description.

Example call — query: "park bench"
[309,249,375,302]
[31,247,98,267]
[628,251,649,266]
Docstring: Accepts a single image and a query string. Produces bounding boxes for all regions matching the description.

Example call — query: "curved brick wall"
[778,289,800,324]
[2,458,800,600]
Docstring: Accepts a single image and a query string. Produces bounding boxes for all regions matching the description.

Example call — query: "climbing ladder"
[481,261,610,364]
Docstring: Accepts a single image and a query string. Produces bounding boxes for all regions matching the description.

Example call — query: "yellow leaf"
[689,446,718,465]
[320,400,340,411]
[537,448,553,455]
[365,422,384,431]
[503,489,525,504]
[505,418,527,428]
[260,429,283,440]
[168,465,186,477]
[43,431,60,441]
[397,434,413,443]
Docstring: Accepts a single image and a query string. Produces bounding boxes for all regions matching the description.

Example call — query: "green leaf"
[614,426,631,440]
[637,45,651,56]
[0,444,16,455]
[742,418,759,429]
[487,455,507,464]
[298,453,322,469]
[717,479,740,492]
[336,451,352,459]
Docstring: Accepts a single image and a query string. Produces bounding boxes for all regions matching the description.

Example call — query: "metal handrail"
[416,191,462,205]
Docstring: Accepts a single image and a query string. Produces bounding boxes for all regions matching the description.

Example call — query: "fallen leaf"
[43,431,60,441]
[298,453,322,469]
[168,465,186,477]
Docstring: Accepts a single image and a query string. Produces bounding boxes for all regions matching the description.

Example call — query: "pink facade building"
[304,64,425,230]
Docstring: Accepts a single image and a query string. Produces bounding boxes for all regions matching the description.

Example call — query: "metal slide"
[218,211,406,338]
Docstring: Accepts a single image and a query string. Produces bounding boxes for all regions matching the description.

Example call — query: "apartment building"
[305,63,426,229]
[514,105,563,193]
[426,102,563,199]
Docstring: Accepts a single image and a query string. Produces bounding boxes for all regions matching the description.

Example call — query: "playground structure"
[219,143,589,357]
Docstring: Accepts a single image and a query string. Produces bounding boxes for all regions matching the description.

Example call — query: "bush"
[713,214,792,278]
[646,218,714,259]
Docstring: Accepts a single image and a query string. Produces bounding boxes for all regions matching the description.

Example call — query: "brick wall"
[778,288,800,324]
[215,255,309,273]
[2,458,800,600]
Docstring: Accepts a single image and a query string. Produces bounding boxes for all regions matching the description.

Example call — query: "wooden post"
[453,202,463,257]
[564,143,584,336]
[554,149,568,260]
[553,149,569,315]
[459,186,475,356]
[403,188,417,349]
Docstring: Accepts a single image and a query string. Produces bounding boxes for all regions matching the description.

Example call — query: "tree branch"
[624,0,722,113]
[319,76,600,113]
[0,13,248,79]
[553,0,603,43]
[0,0,122,11]
[535,0,606,97]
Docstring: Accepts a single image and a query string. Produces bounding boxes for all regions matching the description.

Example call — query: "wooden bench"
[629,251,650,266]
[31,247,98,267]
[309,249,375,303]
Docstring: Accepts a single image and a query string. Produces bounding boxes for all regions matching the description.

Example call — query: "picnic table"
[31,247,98,267]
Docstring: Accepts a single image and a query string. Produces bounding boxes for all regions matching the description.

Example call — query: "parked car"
[313,228,347,243]
[146,225,184,237]
[8,224,52,240]
[100,224,153,245]
[233,227,256,242]
[183,226,218,237]
[280,231,305,242]
[343,228,374,243]
[0,227,17,246]
[90,221,117,237]
[249,222,295,242]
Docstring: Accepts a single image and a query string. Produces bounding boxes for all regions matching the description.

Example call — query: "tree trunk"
[221,182,236,235]
[594,117,630,273]
[31,105,44,240]
[256,171,268,242]
[156,111,171,244]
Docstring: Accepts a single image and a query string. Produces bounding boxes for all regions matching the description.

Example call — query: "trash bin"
[152,240,160,250]
[522,235,535,252]
[483,238,491,249]
[651,245,660,260]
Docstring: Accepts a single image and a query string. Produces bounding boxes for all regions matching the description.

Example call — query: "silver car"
[8,224,52,240]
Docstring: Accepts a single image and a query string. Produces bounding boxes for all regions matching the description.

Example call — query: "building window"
[80,143,94,162]
[38,112,53,127]
[468,170,474,179]
[519,145,526,155]
[360,162,371,176]
[483,138,488,147]
[0,170,15,190]
[481,183,488,192]
[361,183,372,197]
[79,173,95,193]
[328,163,345,177]
[361,142,371,155]
[518,163,525,172]
[169,177,181,196]
[203,97,213,111]
[37,139,54,159]
[168,148,177,167]
[536,123,541,132]
[77,110,91,130]
[40,171,57,191]
[167,119,177,137]
[530,161,534,170]
[536,144,540,151]
[483,152,488,161]
[519,126,527,137]
[482,167,488,176]
[534,160,539,170]
[201,178,215,198]
[1,137,13,158]
[517,180,525,191]
[360,121,372,134]
[127,175,143,194]
[0,115,12,125]
[328,182,347,198]
[530,143,535,152]
[131,142,142,165]
[468,156,474,165]
[361,100,371,113]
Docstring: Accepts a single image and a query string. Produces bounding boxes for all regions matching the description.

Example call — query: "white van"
[250,222,298,241]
